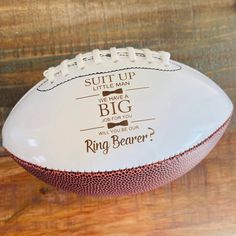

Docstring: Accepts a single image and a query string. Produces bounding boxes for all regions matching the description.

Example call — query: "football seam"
[7,115,231,175]
[37,63,182,92]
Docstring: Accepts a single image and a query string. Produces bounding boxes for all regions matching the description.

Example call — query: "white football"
[2,47,233,196]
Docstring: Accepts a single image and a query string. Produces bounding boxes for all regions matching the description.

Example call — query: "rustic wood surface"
[0,0,236,235]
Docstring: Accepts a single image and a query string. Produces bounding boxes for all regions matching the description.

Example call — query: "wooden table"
[0,0,236,235]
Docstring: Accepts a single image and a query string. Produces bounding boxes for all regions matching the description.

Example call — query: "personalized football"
[2,47,233,196]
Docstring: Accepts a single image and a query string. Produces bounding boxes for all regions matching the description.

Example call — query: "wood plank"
[0,0,236,61]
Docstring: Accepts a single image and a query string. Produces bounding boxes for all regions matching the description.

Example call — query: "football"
[2,47,233,196]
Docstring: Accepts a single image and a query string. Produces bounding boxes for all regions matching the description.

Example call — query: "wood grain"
[0,0,236,235]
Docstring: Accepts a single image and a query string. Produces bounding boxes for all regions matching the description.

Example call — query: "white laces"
[43,47,171,82]
[75,53,85,69]
[159,51,170,66]
[143,48,154,63]
[110,47,119,62]
[60,59,69,76]
[92,49,102,64]
[43,67,56,83]
[127,47,136,62]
